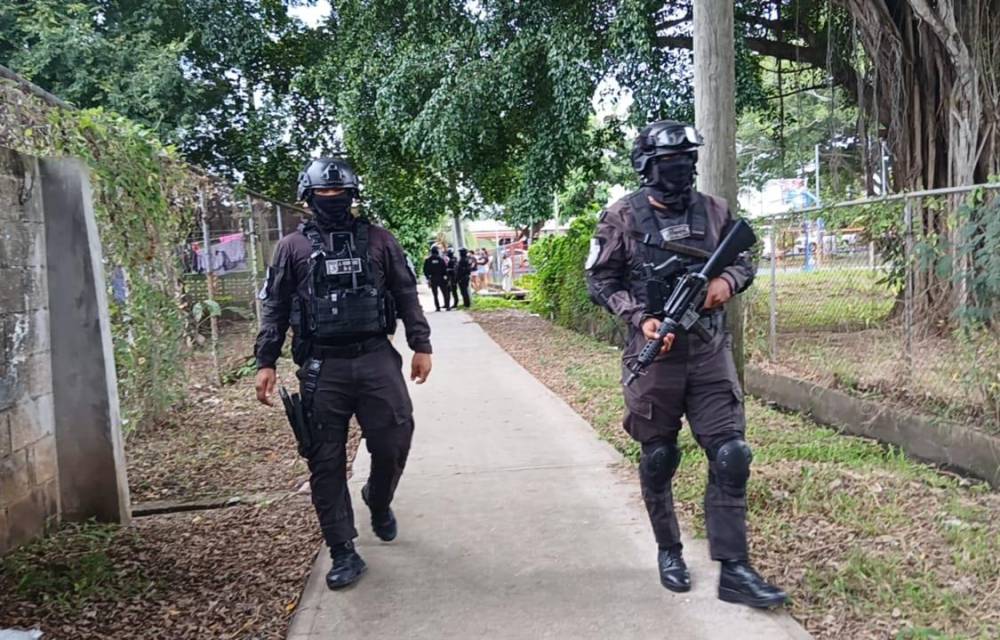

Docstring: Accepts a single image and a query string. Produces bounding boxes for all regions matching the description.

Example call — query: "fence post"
[245,195,262,329]
[275,204,284,240]
[199,188,222,385]
[868,241,876,271]
[768,220,778,361]
[903,197,914,381]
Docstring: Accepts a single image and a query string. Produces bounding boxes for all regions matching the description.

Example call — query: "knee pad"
[639,441,682,490]
[709,438,752,496]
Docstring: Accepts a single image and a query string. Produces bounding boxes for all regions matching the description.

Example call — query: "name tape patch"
[660,224,691,242]
[325,258,362,275]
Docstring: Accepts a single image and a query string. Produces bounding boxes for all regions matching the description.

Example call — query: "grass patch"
[470,295,530,312]
[0,522,152,614]
[747,267,895,334]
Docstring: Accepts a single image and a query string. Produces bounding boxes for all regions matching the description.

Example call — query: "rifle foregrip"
[637,339,662,368]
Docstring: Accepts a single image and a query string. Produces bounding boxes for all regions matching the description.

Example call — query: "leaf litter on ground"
[472,308,1000,640]
[1,324,362,639]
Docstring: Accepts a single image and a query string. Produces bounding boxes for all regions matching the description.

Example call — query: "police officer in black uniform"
[254,158,432,590]
[454,247,474,308]
[585,121,787,608]
[444,247,459,309]
[423,247,450,311]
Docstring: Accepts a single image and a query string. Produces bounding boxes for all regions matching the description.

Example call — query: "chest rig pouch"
[627,190,712,315]
[302,222,394,341]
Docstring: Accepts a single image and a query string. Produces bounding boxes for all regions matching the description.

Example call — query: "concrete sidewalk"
[287,302,810,640]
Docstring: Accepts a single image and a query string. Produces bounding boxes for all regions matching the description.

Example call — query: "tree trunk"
[836,0,998,329]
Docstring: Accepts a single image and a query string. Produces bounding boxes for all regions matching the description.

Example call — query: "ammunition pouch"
[309,285,390,339]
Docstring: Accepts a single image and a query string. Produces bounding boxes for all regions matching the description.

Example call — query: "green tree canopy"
[0,0,334,198]
[310,0,781,245]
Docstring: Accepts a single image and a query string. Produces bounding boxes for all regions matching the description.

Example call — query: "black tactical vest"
[299,221,395,342]
[626,189,711,314]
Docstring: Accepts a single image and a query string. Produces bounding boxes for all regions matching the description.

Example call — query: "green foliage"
[957,190,1000,325]
[48,107,196,432]
[319,0,772,245]
[191,299,223,324]
[2,81,202,431]
[529,214,625,344]
[222,355,259,385]
[0,0,333,199]
[470,296,529,312]
[1,522,150,613]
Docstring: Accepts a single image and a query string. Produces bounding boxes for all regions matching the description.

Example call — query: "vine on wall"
[1,80,213,433]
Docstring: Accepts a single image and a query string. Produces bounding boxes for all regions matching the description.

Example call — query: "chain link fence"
[746,184,1000,429]
[178,182,308,383]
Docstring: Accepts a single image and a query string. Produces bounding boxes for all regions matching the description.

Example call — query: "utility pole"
[693,0,745,382]
[452,211,465,249]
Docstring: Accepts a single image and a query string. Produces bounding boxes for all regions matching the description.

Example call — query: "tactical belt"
[310,335,389,359]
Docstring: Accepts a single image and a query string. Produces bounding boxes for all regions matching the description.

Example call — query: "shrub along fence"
[528,215,626,345]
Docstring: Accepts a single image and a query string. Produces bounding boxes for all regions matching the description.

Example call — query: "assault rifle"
[625,219,757,386]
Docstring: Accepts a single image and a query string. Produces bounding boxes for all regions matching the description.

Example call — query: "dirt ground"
[473,309,1000,640]
[0,326,360,639]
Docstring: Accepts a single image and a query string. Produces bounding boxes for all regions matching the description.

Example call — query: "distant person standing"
[423,246,450,311]
[501,249,514,292]
[475,248,489,291]
[455,248,474,308]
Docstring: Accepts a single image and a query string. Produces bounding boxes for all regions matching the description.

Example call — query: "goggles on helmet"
[648,125,703,149]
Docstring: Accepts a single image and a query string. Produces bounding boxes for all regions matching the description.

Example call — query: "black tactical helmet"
[296,157,360,202]
[630,120,704,175]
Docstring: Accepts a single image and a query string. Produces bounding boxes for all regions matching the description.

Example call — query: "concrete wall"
[746,366,1000,488]
[40,158,130,524]
[0,147,60,554]
[0,150,130,555]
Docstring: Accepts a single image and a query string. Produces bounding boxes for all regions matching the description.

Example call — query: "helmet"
[296,157,360,202]
[630,121,703,175]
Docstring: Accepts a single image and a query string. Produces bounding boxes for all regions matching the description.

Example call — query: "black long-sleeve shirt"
[254,221,432,369]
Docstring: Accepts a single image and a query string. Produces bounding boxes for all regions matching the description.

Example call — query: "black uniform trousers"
[301,339,414,547]
[622,330,748,561]
[429,278,451,310]
[456,276,471,308]
[448,277,459,308]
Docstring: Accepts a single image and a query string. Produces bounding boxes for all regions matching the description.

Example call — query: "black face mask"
[311,193,354,229]
[647,155,696,210]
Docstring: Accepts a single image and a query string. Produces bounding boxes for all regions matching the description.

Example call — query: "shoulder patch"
[258,266,275,300]
[585,238,602,270]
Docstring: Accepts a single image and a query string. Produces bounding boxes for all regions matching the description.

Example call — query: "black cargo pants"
[622,329,748,561]
[456,277,471,308]
[429,279,450,310]
[300,339,414,547]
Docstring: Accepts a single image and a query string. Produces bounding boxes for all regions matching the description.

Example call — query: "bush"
[529,215,626,344]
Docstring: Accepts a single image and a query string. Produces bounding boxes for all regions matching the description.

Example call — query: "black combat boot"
[361,484,398,542]
[657,546,691,593]
[718,560,787,608]
[326,541,367,590]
